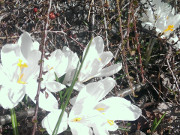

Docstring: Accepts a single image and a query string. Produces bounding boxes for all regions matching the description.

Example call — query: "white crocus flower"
[42,77,116,135]
[43,49,68,92]
[73,77,142,134]
[79,36,122,82]
[63,36,122,89]
[27,47,78,111]
[141,0,173,30]
[42,77,141,135]
[140,0,180,38]
[0,32,41,109]
[156,14,180,38]
[42,108,95,135]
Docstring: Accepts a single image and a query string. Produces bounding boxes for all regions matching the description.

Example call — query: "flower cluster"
[0,32,142,134]
[140,0,180,49]
[42,78,142,134]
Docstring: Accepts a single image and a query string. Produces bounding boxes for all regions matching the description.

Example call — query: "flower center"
[71,117,82,122]
[163,25,174,33]
[48,65,54,71]
[107,120,114,126]
[96,107,105,111]
[17,59,28,84]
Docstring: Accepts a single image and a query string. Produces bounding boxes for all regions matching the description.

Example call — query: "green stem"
[145,38,157,67]
[10,108,19,135]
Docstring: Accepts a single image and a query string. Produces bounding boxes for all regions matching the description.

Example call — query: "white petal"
[70,99,96,118]
[91,36,104,55]
[0,84,25,109]
[99,52,113,67]
[83,36,104,59]
[23,50,41,82]
[25,82,58,111]
[69,107,101,128]
[45,49,68,79]
[46,81,66,92]
[95,63,122,78]
[38,91,59,111]
[32,41,40,51]
[96,97,142,121]
[75,77,116,104]
[1,44,21,80]
[42,110,68,135]
[93,124,110,135]
[62,46,79,72]
[69,96,77,105]
[93,117,118,135]
[174,41,180,50]
[79,59,101,82]
[0,64,9,85]
[74,82,85,91]
[82,36,104,74]
[18,32,33,59]
[69,122,93,135]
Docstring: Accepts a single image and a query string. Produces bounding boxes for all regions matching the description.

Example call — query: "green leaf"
[10,108,19,135]
[151,113,166,133]
[54,72,65,83]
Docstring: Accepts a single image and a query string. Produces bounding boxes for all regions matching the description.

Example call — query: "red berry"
[49,12,56,19]
[33,8,38,13]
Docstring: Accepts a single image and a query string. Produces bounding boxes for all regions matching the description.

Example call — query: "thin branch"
[47,30,85,49]
[117,83,145,97]
[91,0,95,38]
[116,0,135,96]
[101,0,109,50]
[132,4,145,83]
[126,2,132,51]
[167,59,180,98]
[31,0,52,134]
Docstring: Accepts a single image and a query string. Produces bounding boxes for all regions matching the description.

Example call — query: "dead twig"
[117,83,145,97]
[132,4,145,83]
[167,59,180,99]
[101,0,109,50]
[31,0,52,134]
[116,0,135,96]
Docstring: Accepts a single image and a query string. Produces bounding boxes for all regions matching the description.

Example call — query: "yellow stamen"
[48,65,54,71]
[71,117,82,122]
[17,74,26,84]
[107,120,114,126]
[163,25,174,33]
[99,58,102,61]
[17,59,28,84]
[17,59,28,69]
[96,108,105,111]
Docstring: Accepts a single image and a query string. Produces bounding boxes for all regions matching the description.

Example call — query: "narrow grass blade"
[10,108,19,135]
[151,112,166,133]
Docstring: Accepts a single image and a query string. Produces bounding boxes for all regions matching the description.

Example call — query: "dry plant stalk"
[131,3,145,83]
[116,0,135,96]
[31,0,52,134]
